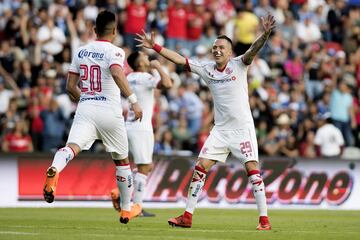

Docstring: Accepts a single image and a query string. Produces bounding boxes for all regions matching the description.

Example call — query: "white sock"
[248,170,267,217]
[51,147,75,173]
[133,172,147,204]
[116,164,133,211]
[185,166,207,214]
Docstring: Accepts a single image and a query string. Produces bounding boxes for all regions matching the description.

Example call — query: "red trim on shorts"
[247,169,260,177]
[109,64,123,69]
[195,165,207,174]
[185,58,191,72]
[67,146,76,157]
[68,71,80,75]
[115,163,130,167]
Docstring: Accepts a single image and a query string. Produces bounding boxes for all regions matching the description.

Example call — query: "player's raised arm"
[150,60,173,89]
[241,14,276,65]
[66,73,81,102]
[136,30,187,66]
[110,65,143,121]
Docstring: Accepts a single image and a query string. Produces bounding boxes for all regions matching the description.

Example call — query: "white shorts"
[67,104,128,159]
[198,125,258,164]
[127,129,154,165]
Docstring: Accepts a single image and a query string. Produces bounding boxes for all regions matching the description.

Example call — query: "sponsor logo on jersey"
[115,52,122,57]
[225,68,233,74]
[207,77,236,84]
[78,49,105,59]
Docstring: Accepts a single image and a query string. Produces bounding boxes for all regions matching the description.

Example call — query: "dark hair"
[216,35,233,47]
[95,10,116,37]
[127,51,141,71]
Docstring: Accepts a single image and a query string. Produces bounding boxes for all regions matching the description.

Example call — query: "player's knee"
[137,163,153,175]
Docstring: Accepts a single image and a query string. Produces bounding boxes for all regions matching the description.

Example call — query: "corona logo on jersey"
[78,49,105,59]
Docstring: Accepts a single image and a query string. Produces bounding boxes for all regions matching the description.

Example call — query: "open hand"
[135,30,155,49]
[261,14,276,35]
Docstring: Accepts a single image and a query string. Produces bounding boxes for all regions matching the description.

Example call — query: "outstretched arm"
[136,31,187,66]
[241,14,276,65]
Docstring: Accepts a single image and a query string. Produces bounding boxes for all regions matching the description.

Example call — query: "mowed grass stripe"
[0,208,359,240]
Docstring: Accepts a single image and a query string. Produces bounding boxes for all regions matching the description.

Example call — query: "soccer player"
[110,51,172,217]
[42,10,143,224]
[136,14,276,230]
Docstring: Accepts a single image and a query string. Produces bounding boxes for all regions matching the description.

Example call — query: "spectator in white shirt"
[296,14,321,43]
[314,113,345,157]
[37,18,66,56]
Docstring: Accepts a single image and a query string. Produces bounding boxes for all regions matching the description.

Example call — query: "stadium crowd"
[0,0,359,158]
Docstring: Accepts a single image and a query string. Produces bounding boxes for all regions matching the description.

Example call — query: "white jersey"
[314,123,344,157]
[125,71,160,131]
[187,56,253,130]
[68,40,126,112]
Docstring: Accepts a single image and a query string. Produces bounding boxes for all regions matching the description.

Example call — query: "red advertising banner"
[17,155,359,209]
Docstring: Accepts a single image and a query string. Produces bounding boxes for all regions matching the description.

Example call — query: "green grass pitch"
[0,208,359,240]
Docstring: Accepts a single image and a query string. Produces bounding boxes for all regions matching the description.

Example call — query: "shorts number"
[240,141,252,155]
[79,64,102,92]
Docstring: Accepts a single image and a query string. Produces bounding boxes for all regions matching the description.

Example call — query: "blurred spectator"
[299,131,317,158]
[233,7,259,55]
[330,80,355,146]
[154,129,174,155]
[36,18,66,56]
[40,98,65,152]
[296,14,322,44]
[314,113,345,157]
[186,0,208,55]
[124,0,148,50]
[2,119,33,152]
[166,0,187,51]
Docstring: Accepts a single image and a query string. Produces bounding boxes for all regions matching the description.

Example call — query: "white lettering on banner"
[145,157,358,209]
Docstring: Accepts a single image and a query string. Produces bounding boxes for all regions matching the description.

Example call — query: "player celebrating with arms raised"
[43,10,142,224]
[110,51,173,216]
[136,14,276,230]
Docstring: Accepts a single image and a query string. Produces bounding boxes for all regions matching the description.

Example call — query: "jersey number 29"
[80,64,102,92]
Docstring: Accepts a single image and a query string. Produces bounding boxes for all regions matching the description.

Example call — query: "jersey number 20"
[80,64,102,92]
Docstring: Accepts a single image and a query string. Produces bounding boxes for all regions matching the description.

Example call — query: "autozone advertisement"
[17,155,360,209]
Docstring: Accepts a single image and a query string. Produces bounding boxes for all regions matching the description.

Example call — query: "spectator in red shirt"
[186,0,207,55]
[124,0,148,50]
[166,0,187,51]
[2,119,33,152]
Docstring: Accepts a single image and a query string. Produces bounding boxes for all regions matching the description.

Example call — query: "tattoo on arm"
[241,32,270,65]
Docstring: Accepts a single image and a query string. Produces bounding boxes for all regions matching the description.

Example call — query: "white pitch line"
[0,231,38,235]
[3,225,359,235]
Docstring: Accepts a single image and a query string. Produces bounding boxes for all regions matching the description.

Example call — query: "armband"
[153,43,162,53]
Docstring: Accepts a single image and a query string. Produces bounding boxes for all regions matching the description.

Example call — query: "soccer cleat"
[119,203,142,224]
[43,167,59,203]
[168,214,192,228]
[110,188,121,212]
[139,209,156,217]
[256,216,271,230]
